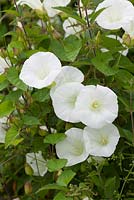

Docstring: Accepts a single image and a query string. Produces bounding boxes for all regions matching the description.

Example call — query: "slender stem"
[84,7,97,79]
[130,90,134,145]
[78,0,82,18]
[84,7,96,56]
[13,0,31,49]
[118,164,134,200]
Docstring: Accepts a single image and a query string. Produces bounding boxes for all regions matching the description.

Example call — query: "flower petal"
[51,82,84,122]
[26,151,47,176]
[56,128,89,166]
[83,124,120,157]
[50,66,84,98]
[75,85,118,128]
[19,52,62,89]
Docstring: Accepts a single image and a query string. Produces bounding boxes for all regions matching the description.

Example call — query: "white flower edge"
[19,51,62,89]
[43,0,71,17]
[83,124,120,157]
[26,151,47,176]
[122,17,134,38]
[95,0,134,30]
[56,128,89,166]
[75,84,118,128]
[51,82,84,123]
[50,66,84,98]
[16,0,43,11]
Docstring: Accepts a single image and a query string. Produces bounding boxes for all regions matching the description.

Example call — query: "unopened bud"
[95,31,101,46]
[65,123,73,131]
[24,182,32,195]
[122,33,131,47]
[25,163,33,176]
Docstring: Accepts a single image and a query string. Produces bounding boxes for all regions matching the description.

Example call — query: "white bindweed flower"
[101,35,128,56]
[51,82,84,123]
[19,52,62,89]
[43,0,71,17]
[95,0,134,30]
[63,17,82,37]
[0,56,11,75]
[50,66,84,98]
[56,128,89,166]
[17,0,43,11]
[83,124,120,157]
[26,151,47,176]
[122,18,134,38]
[75,85,118,128]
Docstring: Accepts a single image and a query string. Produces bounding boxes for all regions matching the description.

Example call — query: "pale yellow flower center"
[100,136,108,145]
[90,100,101,111]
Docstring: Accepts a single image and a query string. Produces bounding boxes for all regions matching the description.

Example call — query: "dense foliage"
[0,0,134,199]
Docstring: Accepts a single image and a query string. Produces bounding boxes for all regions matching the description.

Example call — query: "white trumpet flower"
[51,82,84,123]
[75,85,118,128]
[56,128,89,166]
[50,66,84,98]
[95,0,134,30]
[83,124,120,157]
[26,151,47,176]
[19,52,62,89]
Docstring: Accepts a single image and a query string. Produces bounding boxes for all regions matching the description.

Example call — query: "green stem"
[118,163,134,200]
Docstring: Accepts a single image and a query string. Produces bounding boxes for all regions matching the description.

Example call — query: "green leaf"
[81,0,89,7]
[22,115,40,126]
[54,192,73,200]
[32,88,50,102]
[104,177,116,198]
[101,35,124,53]
[115,70,134,90]
[57,170,76,186]
[0,75,9,91]
[3,9,19,17]
[5,125,23,148]
[54,7,86,25]
[0,101,15,118]
[51,35,82,62]
[119,55,134,73]
[36,184,67,194]
[47,159,67,172]
[118,127,133,143]
[91,52,119,76]
[5,90,23,102]
[44,133,66,145]
[90,8,106,23]
[7,67,27,91]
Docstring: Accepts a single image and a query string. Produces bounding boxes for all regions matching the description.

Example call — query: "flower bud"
[24,182,32,195]
[122,33,131,47]
[25,163,33,176]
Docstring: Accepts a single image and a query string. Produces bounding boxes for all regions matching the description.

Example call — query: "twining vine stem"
[13,0,31,49]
